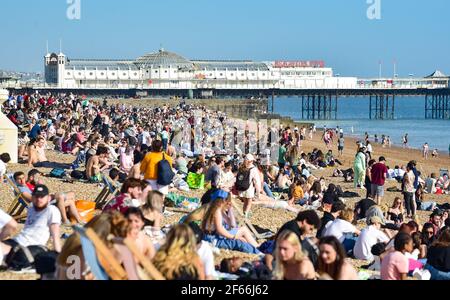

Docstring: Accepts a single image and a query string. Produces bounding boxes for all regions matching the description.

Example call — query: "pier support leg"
[334,94,338,120]
[369,94,395,120]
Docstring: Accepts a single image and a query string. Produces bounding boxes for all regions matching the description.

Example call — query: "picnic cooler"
[186,172,205,190]
[71,200,96,223]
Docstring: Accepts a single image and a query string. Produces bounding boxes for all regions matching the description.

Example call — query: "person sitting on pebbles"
[12,171,83,225]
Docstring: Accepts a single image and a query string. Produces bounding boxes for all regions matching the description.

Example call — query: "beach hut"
[0,89,18,163]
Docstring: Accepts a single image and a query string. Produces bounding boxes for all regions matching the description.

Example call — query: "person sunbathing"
[86,146,111,182]
[28,136,50,168]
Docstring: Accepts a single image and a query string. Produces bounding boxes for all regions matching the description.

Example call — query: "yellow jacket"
[140,151,173,180]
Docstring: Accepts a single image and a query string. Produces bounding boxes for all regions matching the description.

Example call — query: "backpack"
[157,153,175,186]
[5,244,49,271]
[71,170,86,180]
[235,167,253,192]
[49,168,66,179]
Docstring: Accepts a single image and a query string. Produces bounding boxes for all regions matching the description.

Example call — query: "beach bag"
[71,170,86,180]
[6,244,49,271]
[49,168,66,179]
[35,251,58,276]
[235,167,253,192]
[342,191,359,198]
[186,172,205,190]
[157,153,175,186]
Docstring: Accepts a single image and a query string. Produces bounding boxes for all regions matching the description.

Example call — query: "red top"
[103,193,133,214]
[26,182,36,191]
[371,163,388,186]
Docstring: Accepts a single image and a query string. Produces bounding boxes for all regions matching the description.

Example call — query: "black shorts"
[338,146,344,151]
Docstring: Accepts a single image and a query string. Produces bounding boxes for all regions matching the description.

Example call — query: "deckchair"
[112,237,165,280]
[4,175,30,221]
[231,198,274,240]
[73,226,127,280]
[94,174,121,210]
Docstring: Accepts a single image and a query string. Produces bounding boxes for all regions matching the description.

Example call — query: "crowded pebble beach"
[1,94,450,281]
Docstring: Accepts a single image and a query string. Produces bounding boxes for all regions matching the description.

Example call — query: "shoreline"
[1,98,450,280]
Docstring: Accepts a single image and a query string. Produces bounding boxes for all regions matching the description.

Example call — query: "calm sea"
[274,97,450,152]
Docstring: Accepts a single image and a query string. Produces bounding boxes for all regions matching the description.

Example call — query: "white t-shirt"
[197,241,216,279]
[0,209,12,229]
[14,205,61,247]
[353,225,389,261]
[324,219,357,243]
[139,131,151,146]
[0,160,6,179]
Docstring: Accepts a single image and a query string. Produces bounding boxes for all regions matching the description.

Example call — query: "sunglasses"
[426,231,434,235]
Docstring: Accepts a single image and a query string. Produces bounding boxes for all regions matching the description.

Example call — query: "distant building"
[44,48,358,90]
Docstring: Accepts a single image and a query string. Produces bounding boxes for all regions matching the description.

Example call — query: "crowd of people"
[0,92,449,281]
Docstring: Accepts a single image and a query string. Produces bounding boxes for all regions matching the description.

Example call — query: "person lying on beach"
[219,256,272,280]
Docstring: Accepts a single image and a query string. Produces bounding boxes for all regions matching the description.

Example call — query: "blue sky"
[1,0,449,77]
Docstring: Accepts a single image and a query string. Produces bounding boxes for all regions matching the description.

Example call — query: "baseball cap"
[32,185,49,197]
[369,216,385,225]
[245,154,255,161]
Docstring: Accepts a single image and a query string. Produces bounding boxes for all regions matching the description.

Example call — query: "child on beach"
[432,149,438,158]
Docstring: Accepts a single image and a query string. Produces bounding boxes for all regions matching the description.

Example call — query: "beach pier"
[425,93,450,119]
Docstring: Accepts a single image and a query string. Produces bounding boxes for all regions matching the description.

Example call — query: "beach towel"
[165,193,200,211]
